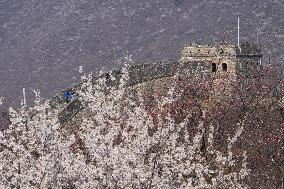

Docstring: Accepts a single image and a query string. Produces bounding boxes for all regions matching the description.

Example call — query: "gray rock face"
[0,0,283,107]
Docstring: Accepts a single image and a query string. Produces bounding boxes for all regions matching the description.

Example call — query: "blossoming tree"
[0,60,283,188]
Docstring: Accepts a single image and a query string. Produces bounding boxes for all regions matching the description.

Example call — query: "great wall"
[48,42,263,127]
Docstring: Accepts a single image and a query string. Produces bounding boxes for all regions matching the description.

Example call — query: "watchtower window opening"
[212,63,217,72]
[222,63,227,72]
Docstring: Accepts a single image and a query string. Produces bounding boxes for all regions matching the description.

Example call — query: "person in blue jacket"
[63,91,76,103]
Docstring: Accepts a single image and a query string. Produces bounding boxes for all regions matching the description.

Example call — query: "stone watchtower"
[236,42,263,75]
[180,43,263,78]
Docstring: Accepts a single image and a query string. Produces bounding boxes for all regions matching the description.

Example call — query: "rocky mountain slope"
[0,0,283,107]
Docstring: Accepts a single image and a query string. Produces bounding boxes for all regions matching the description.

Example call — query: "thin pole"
[238,17,241,52]
[23,88,26,106]
[238,17,240,47]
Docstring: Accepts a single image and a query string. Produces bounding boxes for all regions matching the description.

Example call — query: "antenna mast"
[23,88,26,106]
[238,17,241,52]
[238,17,239,46]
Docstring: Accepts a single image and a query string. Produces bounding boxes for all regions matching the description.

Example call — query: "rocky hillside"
[0,0,283,107]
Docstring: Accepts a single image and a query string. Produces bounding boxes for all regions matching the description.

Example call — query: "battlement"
[180,43,237,77]
[181,43,236,60]
[180,42,263,77]
[236,42,262,57]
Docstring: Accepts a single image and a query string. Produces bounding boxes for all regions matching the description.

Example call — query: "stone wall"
[180,43,237,79]
[50,43,263,127]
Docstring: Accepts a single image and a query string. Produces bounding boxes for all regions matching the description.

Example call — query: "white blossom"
[0,61,250,188]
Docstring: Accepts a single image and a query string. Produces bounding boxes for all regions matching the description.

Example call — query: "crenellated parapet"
[180,42,262,78]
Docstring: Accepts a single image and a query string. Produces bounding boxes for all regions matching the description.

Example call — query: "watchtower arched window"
[212,63,217,72]
[222,63,227,72]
